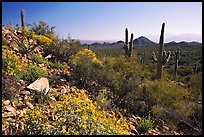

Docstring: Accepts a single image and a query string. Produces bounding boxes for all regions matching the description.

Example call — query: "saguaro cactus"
[152,23,171,80]
[123,28,134,57]
[174,47,181,80]
[20,9,25,27]
[193,62,198,74]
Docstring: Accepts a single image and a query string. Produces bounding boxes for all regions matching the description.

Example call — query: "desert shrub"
[42,39,82,63]
[29,52,66,70]
[137,114,155,133]
[2,74,21,100]
[2,45,27,78]
[20,64,48,82]
[46,60,66,70]
[142,80,193,129]
[29,52,45,64]
[101,55,151,109]
[95,91,112,110]
[12,86,129,135]
[37,35,52,45]
[70,48,103,84]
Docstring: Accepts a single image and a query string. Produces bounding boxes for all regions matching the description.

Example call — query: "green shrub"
[100,55,151,110]
[137,114,155,133]
[142,80,193,129]
[42,39,82,63]
[20,64,48,82]
[29,52,45,64]
[46,60,66,70]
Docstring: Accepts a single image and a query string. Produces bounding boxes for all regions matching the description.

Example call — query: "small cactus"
[152,23,171,80]
[20,9,25,27]
[123,28,134,57]
[174,47,181,80]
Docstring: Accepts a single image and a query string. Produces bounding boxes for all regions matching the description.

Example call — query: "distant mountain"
[133,36,157,46]
[82,37,201,47]
[164,41,202,47]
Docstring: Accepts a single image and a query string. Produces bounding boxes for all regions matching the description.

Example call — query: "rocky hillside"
[2,21,201,135]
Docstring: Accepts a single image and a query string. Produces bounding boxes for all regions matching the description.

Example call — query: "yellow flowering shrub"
[30,30,37,40]
[21,26,29,36]
[70,48,103,82]
[2,45,27,77]
[18,86,129,135]
[38,35,52,45]
[72,48,103,67]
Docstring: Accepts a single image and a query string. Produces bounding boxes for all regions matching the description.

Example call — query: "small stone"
[163,125,170,131]
[5,106,16,116]
[2,112,14,118]
[20,90,30,95]
[38,63,45,67]
[24,95,28,101]
[60,78,66,82]
[26,102,34,109]
[130,129,139,135]
[61,86,67,94]
[3,100,10,106]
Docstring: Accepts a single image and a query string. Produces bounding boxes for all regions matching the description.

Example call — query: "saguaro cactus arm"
[162,51,171,64]
[128,33,134,57]
[152,52,158,62]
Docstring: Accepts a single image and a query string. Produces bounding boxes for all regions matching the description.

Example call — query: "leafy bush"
[142,80,193,129]
[20,64,48,82]
[42,39,82,63]
[46,60,66,70]
[137,114,155,133]
[101,55,151,109]
[12,86,129,135]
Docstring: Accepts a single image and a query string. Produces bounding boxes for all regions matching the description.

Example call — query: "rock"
[148,129,160,135]
[20,90,30,95]
[61,86,67,94]
[60,78,66,82]
[27,77,50,95]
[38,63,45,67]
[3,100,10,106]
[26,101,34,109]
[4,106,16,116]
[2,112,15,118]
[163,125,170,131]
[130,129,139,135]
[17,79,26,87]
[24,95,28,101]
[44,54,52,59]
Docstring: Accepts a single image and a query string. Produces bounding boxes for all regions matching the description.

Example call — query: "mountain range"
[82,36,201,46]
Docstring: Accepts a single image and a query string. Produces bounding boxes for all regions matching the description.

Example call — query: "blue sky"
[2,2,202,43]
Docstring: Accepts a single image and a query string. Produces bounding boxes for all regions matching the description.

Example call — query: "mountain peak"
[133,36,156,46]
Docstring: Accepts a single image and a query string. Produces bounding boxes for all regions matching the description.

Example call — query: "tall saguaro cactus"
[20,9,25,27]
[152,23,171,80]
[123,28,134,57]
[174,47,181,80]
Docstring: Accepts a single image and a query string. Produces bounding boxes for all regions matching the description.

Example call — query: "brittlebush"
[2,45,27,77]
[15,86,129,135]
